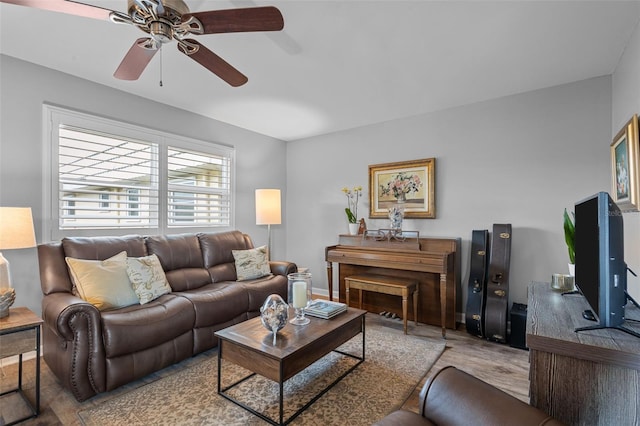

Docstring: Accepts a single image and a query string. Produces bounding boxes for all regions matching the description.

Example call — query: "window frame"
[43,105,235,240]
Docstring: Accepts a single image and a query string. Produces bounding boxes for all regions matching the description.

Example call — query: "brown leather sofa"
[374,366,563,426]
[38,230,296,401]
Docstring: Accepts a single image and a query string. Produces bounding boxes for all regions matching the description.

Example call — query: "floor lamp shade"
[255,189,282,225]
[255,189,281,261]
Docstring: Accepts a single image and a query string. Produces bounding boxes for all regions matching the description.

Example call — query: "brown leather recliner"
[374,366,564,426]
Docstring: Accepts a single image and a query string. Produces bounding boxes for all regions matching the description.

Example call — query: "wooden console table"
[325,234,460,337]
[527,282,640,425]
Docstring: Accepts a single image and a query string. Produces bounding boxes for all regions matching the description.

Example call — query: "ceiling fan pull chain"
[159,45,163,87]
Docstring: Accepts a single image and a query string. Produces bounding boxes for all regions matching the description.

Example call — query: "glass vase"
[288,272,312,325]
[260,294,289,344]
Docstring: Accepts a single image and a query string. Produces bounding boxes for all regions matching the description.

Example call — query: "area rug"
[78,319,445,425]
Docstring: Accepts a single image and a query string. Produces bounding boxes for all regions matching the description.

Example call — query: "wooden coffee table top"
[216,308,366,384]
[216,307,366,361]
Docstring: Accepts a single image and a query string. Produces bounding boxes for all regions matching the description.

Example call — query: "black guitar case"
[465,230,489,338]
[483,224,512,343]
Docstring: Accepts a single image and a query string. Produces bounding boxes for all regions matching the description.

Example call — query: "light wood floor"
[1,318,529,425]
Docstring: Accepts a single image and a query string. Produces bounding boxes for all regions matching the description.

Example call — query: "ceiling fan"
[1,0,284,86]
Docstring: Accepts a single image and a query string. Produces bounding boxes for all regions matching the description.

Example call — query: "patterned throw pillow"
[65,251,139,311]
[126,254,172,304]
[232,245,272,281]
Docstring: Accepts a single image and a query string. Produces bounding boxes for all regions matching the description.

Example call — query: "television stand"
[574,323,640,339]
[572,291,640,339]
[527,282,640,425]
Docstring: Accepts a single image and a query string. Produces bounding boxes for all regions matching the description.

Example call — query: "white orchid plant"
[342,186,362,224]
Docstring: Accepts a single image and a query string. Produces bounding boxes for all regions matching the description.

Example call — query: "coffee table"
[215,307,366,425]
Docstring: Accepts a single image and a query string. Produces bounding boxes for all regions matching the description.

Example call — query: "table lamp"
[255,189,281,260]
[0,207,37,318]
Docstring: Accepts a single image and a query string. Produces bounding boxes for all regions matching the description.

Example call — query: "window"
[66,198,76,216]
[45,105,235,239]
[57,125,158,228]
[127,188,140,217]
[167,148,231,226]
[100,193,110,209]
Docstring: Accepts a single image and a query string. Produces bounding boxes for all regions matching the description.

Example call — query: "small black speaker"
[509,303,528,350]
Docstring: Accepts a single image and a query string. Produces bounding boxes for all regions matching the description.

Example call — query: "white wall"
[613,18,640,302]
[286,76,613,313]
[0,55,288,316]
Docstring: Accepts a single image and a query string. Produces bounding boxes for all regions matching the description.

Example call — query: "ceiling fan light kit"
[2,0,284,86]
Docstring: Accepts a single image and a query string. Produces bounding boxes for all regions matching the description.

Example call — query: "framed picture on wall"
[610,114,639,212]
[369,158,435,219]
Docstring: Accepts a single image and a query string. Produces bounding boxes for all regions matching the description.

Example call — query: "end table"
[0,307,43,425]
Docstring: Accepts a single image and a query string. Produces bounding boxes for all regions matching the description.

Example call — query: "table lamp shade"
[255,189,281,225]
[0,207,37,250]
[0,207,36,317]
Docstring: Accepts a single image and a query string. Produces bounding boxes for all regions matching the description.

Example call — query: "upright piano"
[325,234,461,337]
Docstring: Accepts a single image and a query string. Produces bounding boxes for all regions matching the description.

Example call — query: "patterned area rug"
[78,319,445,425]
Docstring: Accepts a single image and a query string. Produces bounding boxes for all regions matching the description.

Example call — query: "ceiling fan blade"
[114,38,159,81]
[178,39,248,87]
[0,0,113,20]
[183,6,284,35]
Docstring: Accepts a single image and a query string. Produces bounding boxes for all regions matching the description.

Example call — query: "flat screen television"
[574,192,633,334]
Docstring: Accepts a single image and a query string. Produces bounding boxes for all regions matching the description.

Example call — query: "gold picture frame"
[369,158,435,219]
[610,114,639,212]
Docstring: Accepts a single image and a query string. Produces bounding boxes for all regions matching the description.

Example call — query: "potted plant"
[342,186,362,235]
[563,208,575,275]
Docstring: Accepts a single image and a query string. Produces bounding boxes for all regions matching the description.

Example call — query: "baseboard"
[0,349,39,367]
[311,287,338,300]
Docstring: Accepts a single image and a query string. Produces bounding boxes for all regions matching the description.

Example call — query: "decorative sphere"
[260,294,289,333]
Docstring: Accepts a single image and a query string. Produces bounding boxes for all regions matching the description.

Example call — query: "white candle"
[292,281,307,308]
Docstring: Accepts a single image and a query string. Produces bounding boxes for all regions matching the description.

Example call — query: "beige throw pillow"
[125,254,172,304]
[65,251,139,311]
[232,245,272,281]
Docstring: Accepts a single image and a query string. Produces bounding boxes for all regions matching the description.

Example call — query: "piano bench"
[344,274,418,334]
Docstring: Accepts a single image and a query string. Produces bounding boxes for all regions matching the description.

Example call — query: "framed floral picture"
[369,158,435,219]
[610,114,639,212]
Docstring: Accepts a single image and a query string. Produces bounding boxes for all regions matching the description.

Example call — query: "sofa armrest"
[42,293,106,401]
[43,293,100,340]
[420,366,563,426]
[269,261,297,277]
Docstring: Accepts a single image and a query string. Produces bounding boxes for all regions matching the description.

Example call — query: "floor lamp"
[255,189,281,260]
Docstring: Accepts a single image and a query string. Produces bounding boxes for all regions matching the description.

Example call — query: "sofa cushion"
[240,274,288,313]
[232,245,271,281]
[175,283,250,328]
[126,254,172,304]
[199,230,250,267]
[65,251,139,311]
[62,235,147,260]
[100,294,195,358]
[145,234,204,270]
[146,234,210,291]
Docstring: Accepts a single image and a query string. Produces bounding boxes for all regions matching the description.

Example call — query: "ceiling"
[1,1,639,141]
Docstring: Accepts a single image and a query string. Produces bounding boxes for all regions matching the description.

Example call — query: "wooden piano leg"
[440,273,447,338]
[326,261,333,301]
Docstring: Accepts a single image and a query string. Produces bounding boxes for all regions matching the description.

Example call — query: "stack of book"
[305,300,347,319]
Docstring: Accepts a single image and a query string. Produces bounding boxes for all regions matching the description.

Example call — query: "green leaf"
[563,208,575,264]
[345,207,356,224]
